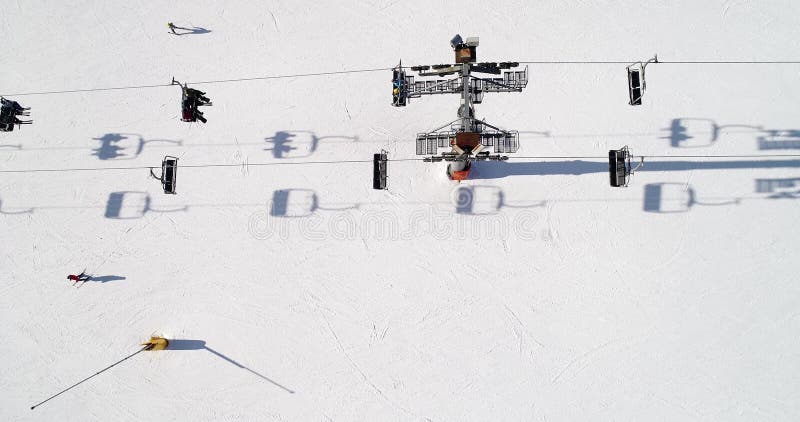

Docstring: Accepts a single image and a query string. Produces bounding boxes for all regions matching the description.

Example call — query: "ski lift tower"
[392,35,528,180]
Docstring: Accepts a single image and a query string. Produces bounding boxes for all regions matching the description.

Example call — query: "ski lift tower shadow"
[104,191,187,219]
[166,339,294,394]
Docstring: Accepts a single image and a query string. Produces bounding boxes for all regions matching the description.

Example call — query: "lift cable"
[4,59,800,97]
[0,67,394,97]
[2,154,799,174]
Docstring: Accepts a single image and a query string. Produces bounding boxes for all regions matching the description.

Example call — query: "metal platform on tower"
[391,34,529,180]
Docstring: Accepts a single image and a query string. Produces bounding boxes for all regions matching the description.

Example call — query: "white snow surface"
[2,1,800,420]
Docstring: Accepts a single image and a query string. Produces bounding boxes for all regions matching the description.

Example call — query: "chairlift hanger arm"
[473,118,510,134]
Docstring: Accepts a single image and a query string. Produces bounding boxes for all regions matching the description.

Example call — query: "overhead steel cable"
[0,67,394,97]
[4,59,800,96]
[2,154,800,174]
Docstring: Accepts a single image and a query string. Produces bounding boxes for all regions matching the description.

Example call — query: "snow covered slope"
[2,1,799,420]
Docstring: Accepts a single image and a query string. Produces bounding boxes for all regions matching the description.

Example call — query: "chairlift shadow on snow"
[270,189,358,217]
[104,191,187,219]
[757,130,800,150]
[92,133,182,160]
[754,177,800,199]
[165,339,294,393]
[453,185,546,215]
[264,130,359,159]
[0,197,33,215]
[661,118,800,150]
[642,183,740,213]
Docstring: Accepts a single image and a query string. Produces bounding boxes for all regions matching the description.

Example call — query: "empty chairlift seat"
[373,151,388,190]
[627,67,643,106]
[609,148,630,187]
[150,156,179,194]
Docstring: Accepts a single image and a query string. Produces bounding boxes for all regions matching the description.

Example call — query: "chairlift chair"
[626,55,657,106]
[0,97,32,132]
[608,146,643,187]
[391,64,409,107]
[150,156,179,194]
[373,150,388,190]
[172,78,211,123]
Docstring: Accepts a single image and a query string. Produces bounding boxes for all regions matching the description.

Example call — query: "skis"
[75,277,92,288]
[69,268,92,287]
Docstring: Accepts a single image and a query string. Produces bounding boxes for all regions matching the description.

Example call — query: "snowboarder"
[67,272,91,284]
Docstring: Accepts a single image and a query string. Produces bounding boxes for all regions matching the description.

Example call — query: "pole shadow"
[166,339,294,393]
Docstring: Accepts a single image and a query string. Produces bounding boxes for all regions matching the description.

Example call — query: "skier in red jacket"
[67,272,91,283]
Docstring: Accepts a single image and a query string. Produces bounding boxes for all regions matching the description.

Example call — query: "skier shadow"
[166,339,294,393]
[0,143,21,150]
[92,133,182,161]
[453,185,546,215]
[270,189,358,217]
[105,191,187,219]
[87,275,127,283]
[171,25,212,35]
[469,158,800,179]
[265,130,359,159]
[643,183,740,213]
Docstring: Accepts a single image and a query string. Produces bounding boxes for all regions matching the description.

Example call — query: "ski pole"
[30,346,148,410]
